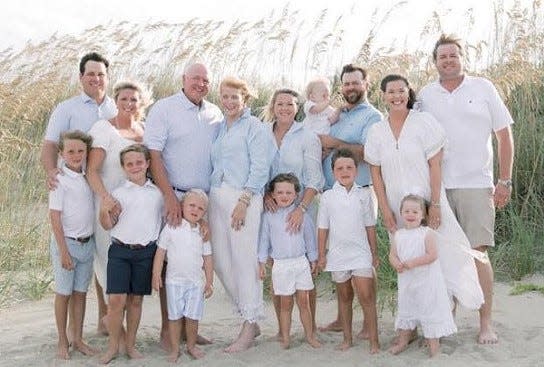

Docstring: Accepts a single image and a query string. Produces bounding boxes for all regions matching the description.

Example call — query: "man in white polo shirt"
[419,34,514,344]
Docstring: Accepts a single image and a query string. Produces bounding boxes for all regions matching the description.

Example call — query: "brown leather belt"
[112,237,155,250]
[66,236,92,244]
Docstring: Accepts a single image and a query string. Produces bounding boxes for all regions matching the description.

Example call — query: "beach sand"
[1,276,543,367]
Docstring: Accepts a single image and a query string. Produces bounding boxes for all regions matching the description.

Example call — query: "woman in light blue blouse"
[209,77,273,353]
[262,88,324,339]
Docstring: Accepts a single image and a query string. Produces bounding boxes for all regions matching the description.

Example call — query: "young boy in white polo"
[152,189,214,363]
[99,144,163,364]
[49,130,97,360]
[317,148,380,354]
[258,173,321,350]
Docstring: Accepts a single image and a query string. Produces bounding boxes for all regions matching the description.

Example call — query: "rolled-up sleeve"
[144,101,168,152]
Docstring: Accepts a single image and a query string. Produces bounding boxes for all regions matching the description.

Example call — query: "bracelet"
[238,197,250,206]
[430,201,440,208]
[299,202,308,213]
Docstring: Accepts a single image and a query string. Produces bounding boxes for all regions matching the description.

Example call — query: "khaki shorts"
[331,268,374,283]
[446,188,495,248]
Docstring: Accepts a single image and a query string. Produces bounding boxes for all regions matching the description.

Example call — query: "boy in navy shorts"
[49,130,97,360]
[99,144,163,364]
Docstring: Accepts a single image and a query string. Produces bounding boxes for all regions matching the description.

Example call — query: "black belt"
[112,237,155,250]
[172,186,187,193]
[67,236,92,243]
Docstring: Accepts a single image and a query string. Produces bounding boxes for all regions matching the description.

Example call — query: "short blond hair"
[305,77,330,99]
[219,77,256,104]
[59,130,93,152]
[183,189,209,207]
[113,81,153,121]
[432,34,464,62]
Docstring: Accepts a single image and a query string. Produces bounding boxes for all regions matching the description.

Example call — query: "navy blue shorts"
[106,241,157,295]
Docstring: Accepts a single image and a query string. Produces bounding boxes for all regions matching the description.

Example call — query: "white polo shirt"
[49,164,94,238]
[158,220,212,286]
[110,179,163,245]
[418,75,514,189]
[317,182,376,271]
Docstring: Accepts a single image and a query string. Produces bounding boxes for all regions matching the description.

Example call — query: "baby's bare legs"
[335,280,354,351]
[54,293,71,359]
[353,276,379,354]
[389,329,413,355]
[186,318,205,359]
[167,319,181,362]
[295,290,321,348]
[428,338,440,357]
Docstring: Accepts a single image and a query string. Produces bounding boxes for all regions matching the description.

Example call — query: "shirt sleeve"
[420,112,446,160]
[89,120,111,150]
[44,102,70,143]
[257,213,271,263]
[301,131,325,191]
[202,240,212,256]
[244,121,274,193]
[317,192,330,229]
[48,176,64,211]
[363,122,382,166]
[360,109,383,145]
[303,100,316,115]
[361,190,377,227]
[143,101,169,151]
[303,214,318,262]
[157,226,172,250]
[485,78,514,131]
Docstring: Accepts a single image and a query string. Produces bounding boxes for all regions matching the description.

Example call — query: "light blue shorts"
[50,236,95,295]
[166,282,205,321]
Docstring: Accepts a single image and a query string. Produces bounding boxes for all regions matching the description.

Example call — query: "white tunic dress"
[394,227,457,338]
[365,110,484,309]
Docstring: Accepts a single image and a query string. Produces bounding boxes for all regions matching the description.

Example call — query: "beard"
[342,90,364,105]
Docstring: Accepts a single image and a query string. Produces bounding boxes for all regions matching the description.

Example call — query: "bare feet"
[306,336,322,348]
[318,320,342,332]
[159,331,170,352]
[99,348,117,365]
[392,329,418,346]
[478,328,498,344]
[428,339,440,357]
[56,341,70,360]
[335,340,352,351]
[388,341,408,355]
[369,341,380,354]
[97,319,108,336]
[224,322,257,353]
[196,334,213,345]
[356,328,370,340]
[280,339,290,349]
[167,350,180,363]
[73,340,99,356]
[126,346,144,360]
[187,346,205,359]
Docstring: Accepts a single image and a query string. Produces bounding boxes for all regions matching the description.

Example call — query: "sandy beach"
[1,276,543,367]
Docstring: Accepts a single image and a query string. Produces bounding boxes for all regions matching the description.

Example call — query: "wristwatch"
[497,179,512,188]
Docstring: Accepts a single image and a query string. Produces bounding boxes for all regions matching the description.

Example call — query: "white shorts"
[331,267,374,283]
[165,282,205,321]
[272,256,314,296]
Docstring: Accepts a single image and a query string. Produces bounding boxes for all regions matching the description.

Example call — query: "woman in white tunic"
[364,74,484,310]
[86,81,150,332]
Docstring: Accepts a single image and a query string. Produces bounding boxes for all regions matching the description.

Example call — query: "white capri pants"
[209,184,264,322]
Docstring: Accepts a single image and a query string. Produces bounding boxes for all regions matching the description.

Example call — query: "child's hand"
[328,107,341,125]
[152,273,162,291]
[259,263,267,280]
[310,261,318,276]
[204,283,213,298]
[317,255,327,272]
[60,249,74,270]
[372,255,380,269]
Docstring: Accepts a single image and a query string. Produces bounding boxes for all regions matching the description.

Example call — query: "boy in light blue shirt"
[258,173,321,350]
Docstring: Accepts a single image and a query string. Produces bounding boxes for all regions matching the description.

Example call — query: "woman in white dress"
[86,81,151,333]
[364,74,484,310]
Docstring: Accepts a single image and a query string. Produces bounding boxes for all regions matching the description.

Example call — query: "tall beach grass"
[0,1,542,307]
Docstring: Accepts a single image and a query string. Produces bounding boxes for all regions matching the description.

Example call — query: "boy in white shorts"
[317,149,379,353]
[258,173,321,349]
[152,189,214,363]
[49,130,97,360]
[99,144,163,364]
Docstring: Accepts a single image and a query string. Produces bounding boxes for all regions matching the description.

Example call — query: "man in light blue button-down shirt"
[145,63,223,227]
[41,52,117,189]
[321,64,382,190]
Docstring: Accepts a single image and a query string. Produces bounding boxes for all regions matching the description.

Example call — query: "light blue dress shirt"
[269,121,324,192]
[45,93,117,142]
[144,91,223,192]
[322,102,382,189]
[210,109,273,194]
[258,205,318,263]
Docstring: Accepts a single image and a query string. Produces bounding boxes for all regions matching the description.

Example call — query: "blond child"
[49,130,97,360]
[152,189,214,362]
[389,194,457,357]
[302,77,339,135]
[258,173,321,349]
[99,144,163,364]
[317,148,379,353]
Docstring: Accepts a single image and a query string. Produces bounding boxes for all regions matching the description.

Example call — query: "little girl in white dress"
[389,194,457,357]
